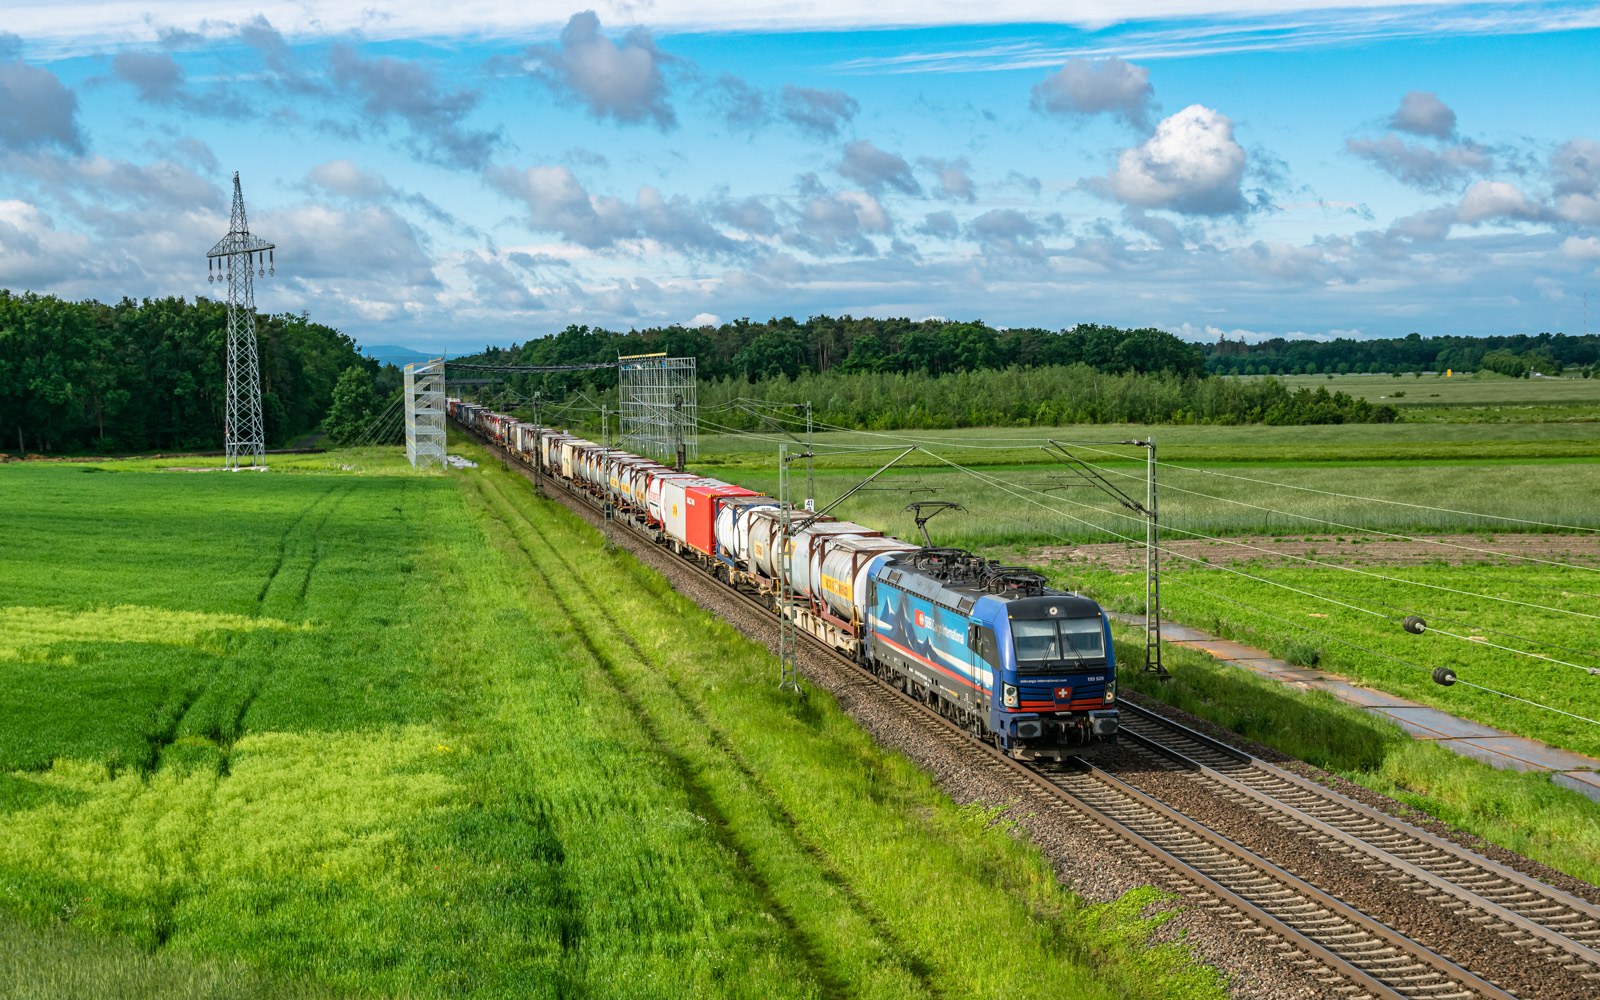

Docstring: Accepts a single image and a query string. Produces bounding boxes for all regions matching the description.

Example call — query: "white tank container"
[745,508,789,579]
[599,451,632,491]
[560,439,596,480]
[818,537,918,621]
[788,522,879,597]
[715,497,779,561]
[629,463,670,505]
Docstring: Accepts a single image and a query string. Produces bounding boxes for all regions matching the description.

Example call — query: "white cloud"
[1030,56,1153,128]
[22,3,1594,55]
[524,11,675,129]
[269,202,438,286]
[1089,104,1247,215]
[486,164,743,256]
[307,159,394,200]
[1550,136,1600,225]
[919,157,975,201]
[0,198,91,285]
[1345,133,1492,192]
[779,85,858,137]
[1560,235,1600,260]
[1456,180,1541,224]
[1387,90,1456,139]
[838,140,919,195]
[687,312,720,326]
[0,58,82,152]
[1232,239,1333,282]
[785,187,891,256]
[487,164,632,249]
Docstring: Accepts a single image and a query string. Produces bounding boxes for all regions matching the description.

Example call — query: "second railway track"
[472,430,1599,1000]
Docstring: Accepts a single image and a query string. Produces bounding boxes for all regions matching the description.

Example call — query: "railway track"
[1115,703,1600,975]
[469,429,1594,999]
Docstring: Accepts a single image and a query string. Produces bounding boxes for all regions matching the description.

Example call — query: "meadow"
[0,447,1223,998]
[702,453,1600,550]
[1074,562,1600,758]
[1229,371,1600,407]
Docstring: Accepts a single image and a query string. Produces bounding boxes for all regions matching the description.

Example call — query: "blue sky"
[2,2,1599,354]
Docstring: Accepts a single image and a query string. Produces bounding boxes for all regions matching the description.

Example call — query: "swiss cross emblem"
[1054,686,1072,701]
[914,610,927,628]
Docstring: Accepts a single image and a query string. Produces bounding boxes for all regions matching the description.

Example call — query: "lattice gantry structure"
[404,359,447,470]
[618,354,697,464]
[206,172,274,470]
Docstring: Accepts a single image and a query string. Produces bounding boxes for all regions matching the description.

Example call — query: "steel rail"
[463,425,1529,1000]
[1118,702,1600,971]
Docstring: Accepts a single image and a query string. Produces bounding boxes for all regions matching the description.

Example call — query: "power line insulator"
[1402,615,1427,634]
[1432,666,1457,686]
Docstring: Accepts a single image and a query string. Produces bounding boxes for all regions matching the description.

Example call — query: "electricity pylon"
[207,172,274,470]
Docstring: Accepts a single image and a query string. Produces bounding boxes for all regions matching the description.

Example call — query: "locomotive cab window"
[1011,617,1105,673]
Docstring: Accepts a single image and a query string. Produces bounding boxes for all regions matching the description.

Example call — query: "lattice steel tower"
[206,172,274,470]
[618,353,697,466]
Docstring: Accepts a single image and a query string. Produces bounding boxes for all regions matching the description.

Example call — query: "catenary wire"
[1050,446,1600,575]
[1060,440,1600,535]
[923,450,1600,675]
[920,447,1600,722]
[1160,577,1600,727]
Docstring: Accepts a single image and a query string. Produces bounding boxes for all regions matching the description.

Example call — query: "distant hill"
[360,344,454,369]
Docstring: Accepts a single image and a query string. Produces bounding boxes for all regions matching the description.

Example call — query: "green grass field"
[0,445,1223,999]
[1070,562,1600,758]
[1230,372,1600,408]
[707,461,1600,549]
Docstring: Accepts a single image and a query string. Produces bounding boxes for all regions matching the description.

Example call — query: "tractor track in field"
[255,482,340,607]
[467,473,855,999]
[466,427,1600,1000]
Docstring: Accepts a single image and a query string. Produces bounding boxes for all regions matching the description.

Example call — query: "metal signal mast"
[206,172,275,470]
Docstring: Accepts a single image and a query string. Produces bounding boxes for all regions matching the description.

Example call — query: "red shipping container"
[685,483,760,555]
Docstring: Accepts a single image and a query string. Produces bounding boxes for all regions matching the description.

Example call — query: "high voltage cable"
[1247,570,1600,662]
[1160,576,1600,728]
[967,458,1600,622]
[347,394,405,451]
[1057,441,1600,574]
[755,409,1599,537]
[921,450,1600,680]
[732,407,1600,619]
[918,448,1600,723]
[1061,440,1600,535]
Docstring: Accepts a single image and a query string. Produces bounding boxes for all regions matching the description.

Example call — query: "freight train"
[449,399,1120,759]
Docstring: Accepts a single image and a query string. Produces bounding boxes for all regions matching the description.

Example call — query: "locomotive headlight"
[1003,684,1019,708]
[1103,678,1117,704]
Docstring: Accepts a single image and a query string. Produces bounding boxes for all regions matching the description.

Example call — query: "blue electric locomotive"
[862,548,1120,758]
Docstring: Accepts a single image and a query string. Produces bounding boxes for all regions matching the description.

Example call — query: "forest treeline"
[455,316,1599,392]
[1205,330,1599,376]
[460,317,1397,429]
[456,316,1207,391]
[0,291,381,455]
[548,366,1397,433]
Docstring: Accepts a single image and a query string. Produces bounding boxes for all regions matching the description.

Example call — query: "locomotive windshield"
[1011,617,1106,673]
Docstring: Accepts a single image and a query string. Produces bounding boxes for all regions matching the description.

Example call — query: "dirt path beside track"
[1033,532,1600,571]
